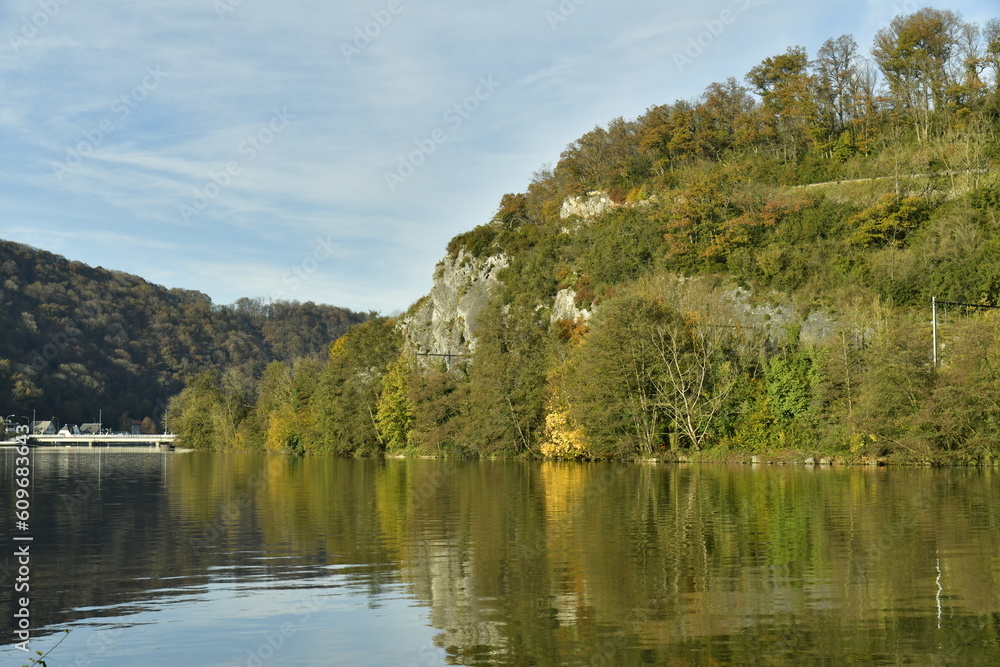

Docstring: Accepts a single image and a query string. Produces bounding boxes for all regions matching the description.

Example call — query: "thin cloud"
[1,0,996,313]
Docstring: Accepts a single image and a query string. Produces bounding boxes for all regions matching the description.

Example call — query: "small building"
[80,423,102,435]
[31,421,56,435]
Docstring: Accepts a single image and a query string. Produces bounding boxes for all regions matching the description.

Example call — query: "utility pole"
[932,296,938,367]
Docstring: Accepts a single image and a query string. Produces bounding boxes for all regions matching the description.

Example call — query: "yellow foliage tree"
[266,403,305,454]
[539,360,590,460]
[538,407,590,460]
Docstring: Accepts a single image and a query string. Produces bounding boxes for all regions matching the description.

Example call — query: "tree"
[649,307,743,451]
[846,194,930,248]
[918,311,1000,460]
[165,372,227,450]
[986,19,1000,89]
[556,117,648,194]
[696,78,757,159]
[873,8,965,141]
[309,318,402,455]
[494,193,532,230]
[847,306,933,455]
[568,279,750,454]
[637,101,703,172]
[140,416,158,434]
[375,353,415,451]
[567,290,667,456]
[816,35,862,132]
[746,46,821,157]
[463,300,549,456]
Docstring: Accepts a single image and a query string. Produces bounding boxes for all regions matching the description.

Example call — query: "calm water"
[1,451,1000,666]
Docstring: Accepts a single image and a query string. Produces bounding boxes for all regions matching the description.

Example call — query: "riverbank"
[381,446,999,467]
[649,447,1000,468]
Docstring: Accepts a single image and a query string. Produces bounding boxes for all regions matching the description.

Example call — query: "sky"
[1,0,997,314]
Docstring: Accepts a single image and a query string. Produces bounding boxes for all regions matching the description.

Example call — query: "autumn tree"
[696,78,757,159]
[746,46,821,157]
[873,8,965,141]
[986,19,1000,88]
[375,352,415,451]
[309,318,402,455]
[638,102,701,173]
[557,117,649,195]
[493,193,533,230]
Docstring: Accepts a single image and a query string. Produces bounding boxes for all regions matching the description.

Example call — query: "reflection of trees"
[6,453,1000,663]
[162,457,1000,663]
[387,462,1000,664]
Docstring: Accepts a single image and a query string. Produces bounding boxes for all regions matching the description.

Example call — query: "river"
[1,450,999,665]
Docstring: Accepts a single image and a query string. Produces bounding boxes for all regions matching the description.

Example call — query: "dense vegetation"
[0,240,367,430]
[144,10,1000,462]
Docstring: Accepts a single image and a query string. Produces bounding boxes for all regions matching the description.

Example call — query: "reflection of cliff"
[374,461,1000,664]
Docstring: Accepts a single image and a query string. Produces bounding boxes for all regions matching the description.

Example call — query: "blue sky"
[1,0,996,314]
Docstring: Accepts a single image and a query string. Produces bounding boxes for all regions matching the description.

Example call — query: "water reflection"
[1,451,999,665]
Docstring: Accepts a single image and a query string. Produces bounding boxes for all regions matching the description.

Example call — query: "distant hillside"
[0,240,367,428]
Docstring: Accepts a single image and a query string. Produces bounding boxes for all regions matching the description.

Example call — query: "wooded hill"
[0,240,367,430]
[170,8,1000,462]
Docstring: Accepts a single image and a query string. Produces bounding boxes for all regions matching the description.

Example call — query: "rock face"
[400,249,508,363]
[549,288,591,325]
[799,310,838,346]
[723,286,841,348]
[402,194,842,367]
[559,191,618,219]
[724,286,798,343]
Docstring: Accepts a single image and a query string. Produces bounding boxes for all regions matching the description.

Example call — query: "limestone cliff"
[559,191,618,220]
[401,196,839,364]
[400,249,508,362]
[549,288,591,325]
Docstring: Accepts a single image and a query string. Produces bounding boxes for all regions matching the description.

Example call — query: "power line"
[415,351,472,359]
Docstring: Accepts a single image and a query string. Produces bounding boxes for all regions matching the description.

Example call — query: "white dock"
[26,434,178,449]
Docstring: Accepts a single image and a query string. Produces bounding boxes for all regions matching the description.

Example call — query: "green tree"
[463,300,549,456]
[846,194,930,248]
[764,345,820,427]
[165,372,228,450]
[847,305,933,455]
[567,280,748,455]
[309,318,402,455]
[917,311,1000,461]
[375,353,416,451]
[567,290,667,456]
